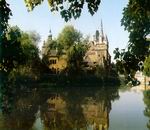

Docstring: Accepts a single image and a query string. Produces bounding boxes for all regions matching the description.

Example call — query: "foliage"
[42,25,87,74]
[57,25,87,74]
[42,39,63,56]
[121,0,150,57]
[114,48,139,77]
[20,31,40,67]
[0,26,23,114]
[67,43,87,74]
[41,35,63,69]
[143,90,150,129]
[94,65,107,78]
[0,26,24,73]
[0,26,42,113]
[11,29,43,81]
[57,25,82,49]
[24,0,101,21]
[143,56,150,77]
[0,0,12,37]
[115,0,150,79]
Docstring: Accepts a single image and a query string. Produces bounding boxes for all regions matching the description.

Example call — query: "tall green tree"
[0,26,24,74]
[12,30,41,79]
[0,26,23,113]
[20,31,40,65]
[121,0,150,58]
[57,25,87,74]
[57,25,82,49]
[67,43,87,74]
[1,26,41,84]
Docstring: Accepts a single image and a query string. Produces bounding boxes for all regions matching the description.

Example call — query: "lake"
[0,86,149,130]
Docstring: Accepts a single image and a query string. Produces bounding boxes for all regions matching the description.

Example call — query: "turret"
[96,30,100,42]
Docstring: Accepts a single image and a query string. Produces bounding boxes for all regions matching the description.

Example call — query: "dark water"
[0,86,149,130]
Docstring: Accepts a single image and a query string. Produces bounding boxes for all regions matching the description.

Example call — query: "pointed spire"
[101,19,104,42]
[48,29,52,40]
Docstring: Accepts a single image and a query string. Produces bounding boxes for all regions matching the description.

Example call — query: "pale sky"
[7,0,129,59]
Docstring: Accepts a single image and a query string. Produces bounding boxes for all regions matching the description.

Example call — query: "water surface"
[0,86,149,130]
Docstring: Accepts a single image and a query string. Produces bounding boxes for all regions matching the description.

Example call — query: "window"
[50,59,57,64]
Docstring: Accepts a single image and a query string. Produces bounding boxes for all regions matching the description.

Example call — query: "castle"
[84,21,111,70]
[42,22,111,73]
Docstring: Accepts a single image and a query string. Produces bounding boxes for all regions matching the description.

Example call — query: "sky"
[7,0,129,59]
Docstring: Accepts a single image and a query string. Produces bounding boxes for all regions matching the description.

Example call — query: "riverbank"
[38,74,120,87]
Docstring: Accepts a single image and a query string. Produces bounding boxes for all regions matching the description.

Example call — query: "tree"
[0,26,23,113]
[57,25,82,49]
[41,33,63,69]
[1,27,42,82]
[20,31,40,65]
[24,0,101,21]
[42,26,87,74]
[42,39,63,56]
[57,25,87,74]
[121,0,150,58]
[0,0,12,38]
[114,0,150,79]
[14,30,41,78]
[114,48,139,78]
[0,26,24,74]
[143,56,150,77]
[1,0,101,39]
[67,43,87,74]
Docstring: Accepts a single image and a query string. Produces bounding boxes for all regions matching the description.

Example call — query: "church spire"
[101,20,104,42]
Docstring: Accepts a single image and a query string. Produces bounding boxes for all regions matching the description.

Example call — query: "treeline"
[1,26,45,86]
[0,25,120,89]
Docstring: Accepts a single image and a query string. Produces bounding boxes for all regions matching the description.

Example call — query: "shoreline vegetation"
[38,74,121,87]
[7,72,121,89]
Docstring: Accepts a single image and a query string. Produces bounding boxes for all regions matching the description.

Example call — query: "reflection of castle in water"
[82,99,110,130]
[41,93,111,130]
[0,87,119,130]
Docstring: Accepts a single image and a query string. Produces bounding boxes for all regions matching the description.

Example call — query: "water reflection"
[0,89,43,130]
[0,86,119,130]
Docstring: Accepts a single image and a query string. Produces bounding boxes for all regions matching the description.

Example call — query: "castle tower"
[96,30,100,42]
[84,20,111,68]
[100,20,105,43]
